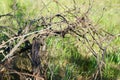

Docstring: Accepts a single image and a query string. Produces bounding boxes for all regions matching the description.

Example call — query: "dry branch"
[0,2,119,80]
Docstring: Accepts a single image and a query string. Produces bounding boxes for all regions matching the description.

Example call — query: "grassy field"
[0,0,120,80]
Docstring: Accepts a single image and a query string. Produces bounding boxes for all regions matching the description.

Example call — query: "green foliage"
[47,64,61,80]
[63,64,76,80]
[102,49,120,79]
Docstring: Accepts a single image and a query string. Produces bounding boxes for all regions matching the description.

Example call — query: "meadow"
[0,0,120,80]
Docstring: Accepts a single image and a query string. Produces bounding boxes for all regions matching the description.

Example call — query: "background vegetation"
[0,0,120,80]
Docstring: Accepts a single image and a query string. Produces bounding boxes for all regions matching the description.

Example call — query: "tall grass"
[0,0,120,80]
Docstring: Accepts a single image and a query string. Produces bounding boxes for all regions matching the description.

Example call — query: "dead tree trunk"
[31,37,43,80]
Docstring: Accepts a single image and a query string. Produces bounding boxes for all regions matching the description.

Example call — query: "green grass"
[0,0,120,80]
